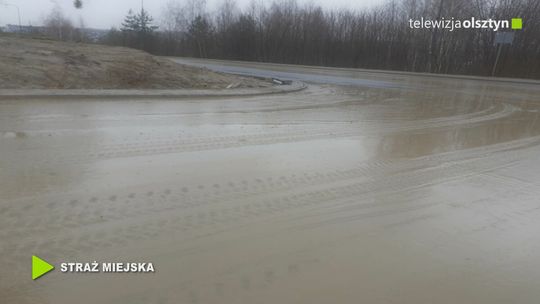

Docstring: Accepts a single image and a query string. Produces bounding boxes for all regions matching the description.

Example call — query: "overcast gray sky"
[0,0,381,29]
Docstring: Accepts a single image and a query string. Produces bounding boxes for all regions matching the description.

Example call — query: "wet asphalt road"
[1,59,540,304]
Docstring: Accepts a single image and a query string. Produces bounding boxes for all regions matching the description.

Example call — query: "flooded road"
[1,60,540,304]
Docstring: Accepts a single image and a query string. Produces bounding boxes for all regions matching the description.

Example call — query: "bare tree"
[44,7,74,41]
[102,0,540,79]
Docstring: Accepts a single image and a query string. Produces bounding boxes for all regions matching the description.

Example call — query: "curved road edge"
[0,81,307,100]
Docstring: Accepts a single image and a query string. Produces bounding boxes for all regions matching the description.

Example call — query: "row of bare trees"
[85,0,540,78]
[6,5,89,42]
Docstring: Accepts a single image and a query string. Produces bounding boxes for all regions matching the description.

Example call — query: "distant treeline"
[69,0,540,78]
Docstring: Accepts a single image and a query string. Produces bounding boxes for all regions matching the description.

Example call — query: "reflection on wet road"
[1,59,540,304]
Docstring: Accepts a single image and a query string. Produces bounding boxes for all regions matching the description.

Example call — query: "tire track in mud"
[2,134,540,291]
[2,132,540,231]
[105,254,320,304]
[3,132,540,229]
[0,88,536,297]
[1,101,519,170]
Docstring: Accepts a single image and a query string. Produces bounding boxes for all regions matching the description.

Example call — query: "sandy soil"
[1,61,540,304]
[0,36,269,89]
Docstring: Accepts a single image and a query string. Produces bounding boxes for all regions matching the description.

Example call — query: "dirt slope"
[0,36,269,89]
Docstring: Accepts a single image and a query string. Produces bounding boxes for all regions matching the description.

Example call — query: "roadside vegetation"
[5,0,540,79]
[98,0,540,79]
[0,36,269,89]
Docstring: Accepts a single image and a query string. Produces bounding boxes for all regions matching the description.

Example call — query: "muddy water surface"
[1,61,540,303]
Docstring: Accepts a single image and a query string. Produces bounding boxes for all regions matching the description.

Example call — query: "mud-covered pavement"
[2,60,540,304]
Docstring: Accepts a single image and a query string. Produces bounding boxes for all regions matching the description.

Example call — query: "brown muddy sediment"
[1,61,540,304]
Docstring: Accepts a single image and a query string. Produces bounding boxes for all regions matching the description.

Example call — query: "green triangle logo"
[32,255,55,280]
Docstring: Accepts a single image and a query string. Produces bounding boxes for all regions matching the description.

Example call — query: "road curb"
[0,81,307,100]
